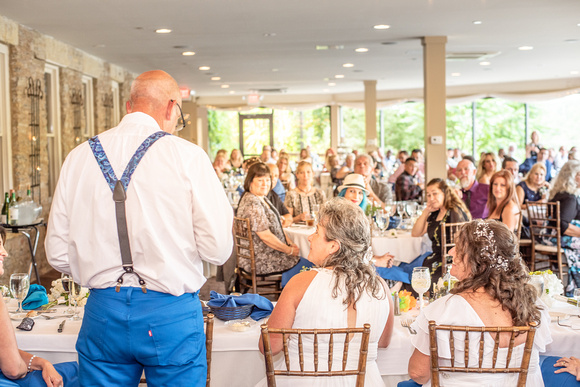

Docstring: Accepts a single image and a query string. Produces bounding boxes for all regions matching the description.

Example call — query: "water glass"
[10,273,30,313]
[574,288,580,312]
[411,267,431,310]
[68,278,83,321]
[377,209,389,236]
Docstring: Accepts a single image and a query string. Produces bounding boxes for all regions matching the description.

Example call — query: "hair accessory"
[474,220,509,271]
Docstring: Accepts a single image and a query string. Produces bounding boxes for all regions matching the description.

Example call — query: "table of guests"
[8,295,580,387]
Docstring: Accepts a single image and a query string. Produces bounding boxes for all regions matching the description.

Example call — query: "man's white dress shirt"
[46,112,233,296]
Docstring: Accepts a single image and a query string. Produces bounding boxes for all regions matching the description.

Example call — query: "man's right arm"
[45,159,72,276]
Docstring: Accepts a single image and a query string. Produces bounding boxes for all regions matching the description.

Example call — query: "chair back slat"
[449,328,455,367]
[204,313,214,387]
[440,222,468,274]
[527,202,566,278]
[260,324,371,386]
[463,331,469,368]
[428,321,538,387]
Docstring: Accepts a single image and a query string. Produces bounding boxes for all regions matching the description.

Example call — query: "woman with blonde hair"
[285,161,326,223]
[277,155,295,190]
[516,162,550,207]
[487,170,520,232]
[227,148,244,170]
[476,152,500,184]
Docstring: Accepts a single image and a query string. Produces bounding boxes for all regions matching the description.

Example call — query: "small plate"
[550,311,570,322]
[10,312,41,321]
[225,319,254,332]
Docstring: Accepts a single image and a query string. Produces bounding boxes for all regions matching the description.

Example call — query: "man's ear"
[126,101,132,114]
[165,100,175,121]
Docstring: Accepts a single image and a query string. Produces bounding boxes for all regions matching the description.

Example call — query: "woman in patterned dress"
[285,161,326,223]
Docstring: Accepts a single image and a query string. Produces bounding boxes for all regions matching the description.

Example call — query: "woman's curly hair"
[451,219,541,327]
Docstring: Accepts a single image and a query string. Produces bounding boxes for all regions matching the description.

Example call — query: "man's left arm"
[190,153,234,266]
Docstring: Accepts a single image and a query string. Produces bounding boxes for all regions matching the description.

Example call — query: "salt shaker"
[393,292,400,316]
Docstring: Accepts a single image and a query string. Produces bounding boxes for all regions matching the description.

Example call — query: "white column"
[330,104,340,150]
[363,80,378,152]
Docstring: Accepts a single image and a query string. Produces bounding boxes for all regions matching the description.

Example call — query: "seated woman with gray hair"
[257,198,394,386]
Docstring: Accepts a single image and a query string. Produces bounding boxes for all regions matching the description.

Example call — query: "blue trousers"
[541,356,580,387]
[0,362,78,387]
[76,288,206,387]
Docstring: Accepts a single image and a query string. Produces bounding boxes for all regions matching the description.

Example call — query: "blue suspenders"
[88,131,170,293]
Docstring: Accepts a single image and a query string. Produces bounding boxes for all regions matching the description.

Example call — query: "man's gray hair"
[355,153,373,165]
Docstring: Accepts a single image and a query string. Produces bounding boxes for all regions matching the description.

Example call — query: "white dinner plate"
[549,311,570,323]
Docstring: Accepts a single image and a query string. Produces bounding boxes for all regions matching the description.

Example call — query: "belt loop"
[126,287,133,304]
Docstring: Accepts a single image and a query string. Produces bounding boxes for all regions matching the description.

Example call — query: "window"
[44,64,62,197]
[81,75,94,141]
[0,43,12,194]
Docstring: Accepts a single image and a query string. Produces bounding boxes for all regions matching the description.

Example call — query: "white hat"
[337,173,369,195]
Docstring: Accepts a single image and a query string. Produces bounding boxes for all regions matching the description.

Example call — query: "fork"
[401,318,417,334]
[42,314,73,320]
[558,316,580,330]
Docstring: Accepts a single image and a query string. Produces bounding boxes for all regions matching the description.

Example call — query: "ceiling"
[1,0,579,100]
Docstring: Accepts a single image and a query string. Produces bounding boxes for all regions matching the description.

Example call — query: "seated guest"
[354,154,393,207]
[260,145,276,164]
[266,163,291,227]
[486,170,520,232]
[299,148,312,164]
[520,147,555,182]
[227,148,244,171]
[455,158,489,219]
[516,162,550,207]
[277,155,295,190]
[407,220,551,386]
[502,156,520,183]
[411,178,471,285]
[476,152,499,185]
[395,157,422,201]
[323,148,336,172]
[285,161,326,223]
[541,356,580,386]
[0,226,79,387]
[337,173,369,210]
[257,198,394,386]
[389,149,424,185]
[212,154,228,179]
[237,163,300,275]
[547,160,580,291]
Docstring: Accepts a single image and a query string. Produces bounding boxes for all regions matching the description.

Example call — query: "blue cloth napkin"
[281,257,315,288]
[208,291,274,321]
[22,284,49,310]
[375,251,432,284]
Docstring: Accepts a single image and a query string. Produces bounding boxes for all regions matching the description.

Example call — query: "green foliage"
[341,107,366,151]
[207,110,238,159]
[381,103,425,152]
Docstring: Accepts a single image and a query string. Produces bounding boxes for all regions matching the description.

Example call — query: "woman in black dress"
[411,178,471,285]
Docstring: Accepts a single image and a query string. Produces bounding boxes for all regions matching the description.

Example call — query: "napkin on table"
[208,290,274,320]
[22,284,49,310]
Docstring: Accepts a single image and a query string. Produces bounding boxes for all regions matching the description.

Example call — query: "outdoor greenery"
[207,94,579,161]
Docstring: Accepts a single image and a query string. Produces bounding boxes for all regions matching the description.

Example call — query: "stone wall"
[0,15,137,285]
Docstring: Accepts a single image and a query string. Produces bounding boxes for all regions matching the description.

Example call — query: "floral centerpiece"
[45,278,89,309]
[398,290,417,312]
[432,275,458,300]
[529,270,563,307]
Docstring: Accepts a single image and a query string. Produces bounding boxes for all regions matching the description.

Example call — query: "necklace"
[296,185,312,194]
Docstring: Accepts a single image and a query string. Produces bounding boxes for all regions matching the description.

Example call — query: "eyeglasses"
[170,99,185,132]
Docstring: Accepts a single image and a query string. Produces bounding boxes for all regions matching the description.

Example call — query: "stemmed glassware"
[406,201,418,218]
[10,273,30,314]
[411,267,431,310]
[375,209,390,236]
[311,204,320,223]
[68,278,83,321]
[574,288,580,313]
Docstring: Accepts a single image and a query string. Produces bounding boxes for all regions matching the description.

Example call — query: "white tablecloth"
[285,225,431,263]
[10,299,580,387]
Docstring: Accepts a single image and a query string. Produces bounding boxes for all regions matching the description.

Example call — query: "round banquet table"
[285,224,432,263]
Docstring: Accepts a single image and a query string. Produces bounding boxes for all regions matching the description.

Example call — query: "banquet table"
[11,298,580,387]
[285,224,432,264]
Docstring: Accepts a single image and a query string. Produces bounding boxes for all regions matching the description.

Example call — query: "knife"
[58,319,66,333]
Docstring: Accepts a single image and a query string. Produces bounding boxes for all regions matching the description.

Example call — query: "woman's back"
[257,268,389,387]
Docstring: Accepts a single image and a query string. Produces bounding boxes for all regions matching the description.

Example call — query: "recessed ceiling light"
[565,39,579,43]
[182,51,195,56]
[335,74,345,79]
[263,32,276,37]
[316,45,329,50]
[472,21,482,25]
[343,63,354,68]
[328,82,336,86]
[374,24,390,30]
[272,68,279,72]
[571,70,580,75]
[211,77,221,81]
[323,89,330,92]
[355,47,368,53]
[198,66,210,71]
[221,84,230,89]
[451,72,461,77]
[229,90,236,94]
[480,61,491,66]
[155,28,172,34]
[518,46,533,51]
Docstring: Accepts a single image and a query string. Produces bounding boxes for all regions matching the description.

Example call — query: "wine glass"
[68,278,83,321]
[411,267,431,310]
[376,209,390,236]
[406,201,418,218]
[311,204,320,223]
[397,202,406,219]
[10,273,30,314]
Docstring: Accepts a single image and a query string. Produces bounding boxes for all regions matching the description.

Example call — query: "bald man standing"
[46,70,233,385]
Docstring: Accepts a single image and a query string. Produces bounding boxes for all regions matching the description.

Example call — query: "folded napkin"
[22,284,49,310]
[208,291,273,321]
[281,257,315,288]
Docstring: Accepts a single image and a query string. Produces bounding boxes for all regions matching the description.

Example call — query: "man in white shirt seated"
[46,70,233,386]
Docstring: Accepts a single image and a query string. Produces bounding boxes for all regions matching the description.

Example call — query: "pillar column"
[363,80,377,152]
[329,104,340,151]
[422,36,447,182]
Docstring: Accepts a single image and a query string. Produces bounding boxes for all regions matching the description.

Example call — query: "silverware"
[42,314,73,320]
[558,316,580,330]
[57,319,66,333]
[401,318,417,334]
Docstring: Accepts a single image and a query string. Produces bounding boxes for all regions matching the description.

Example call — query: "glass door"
[238,112,273,157]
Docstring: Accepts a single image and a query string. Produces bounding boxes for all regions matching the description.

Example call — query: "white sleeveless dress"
[256,268,390,387]
[411,294,552,387]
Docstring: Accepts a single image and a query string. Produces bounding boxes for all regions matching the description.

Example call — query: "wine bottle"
[1,192,8,224]
[8,191,19,225]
